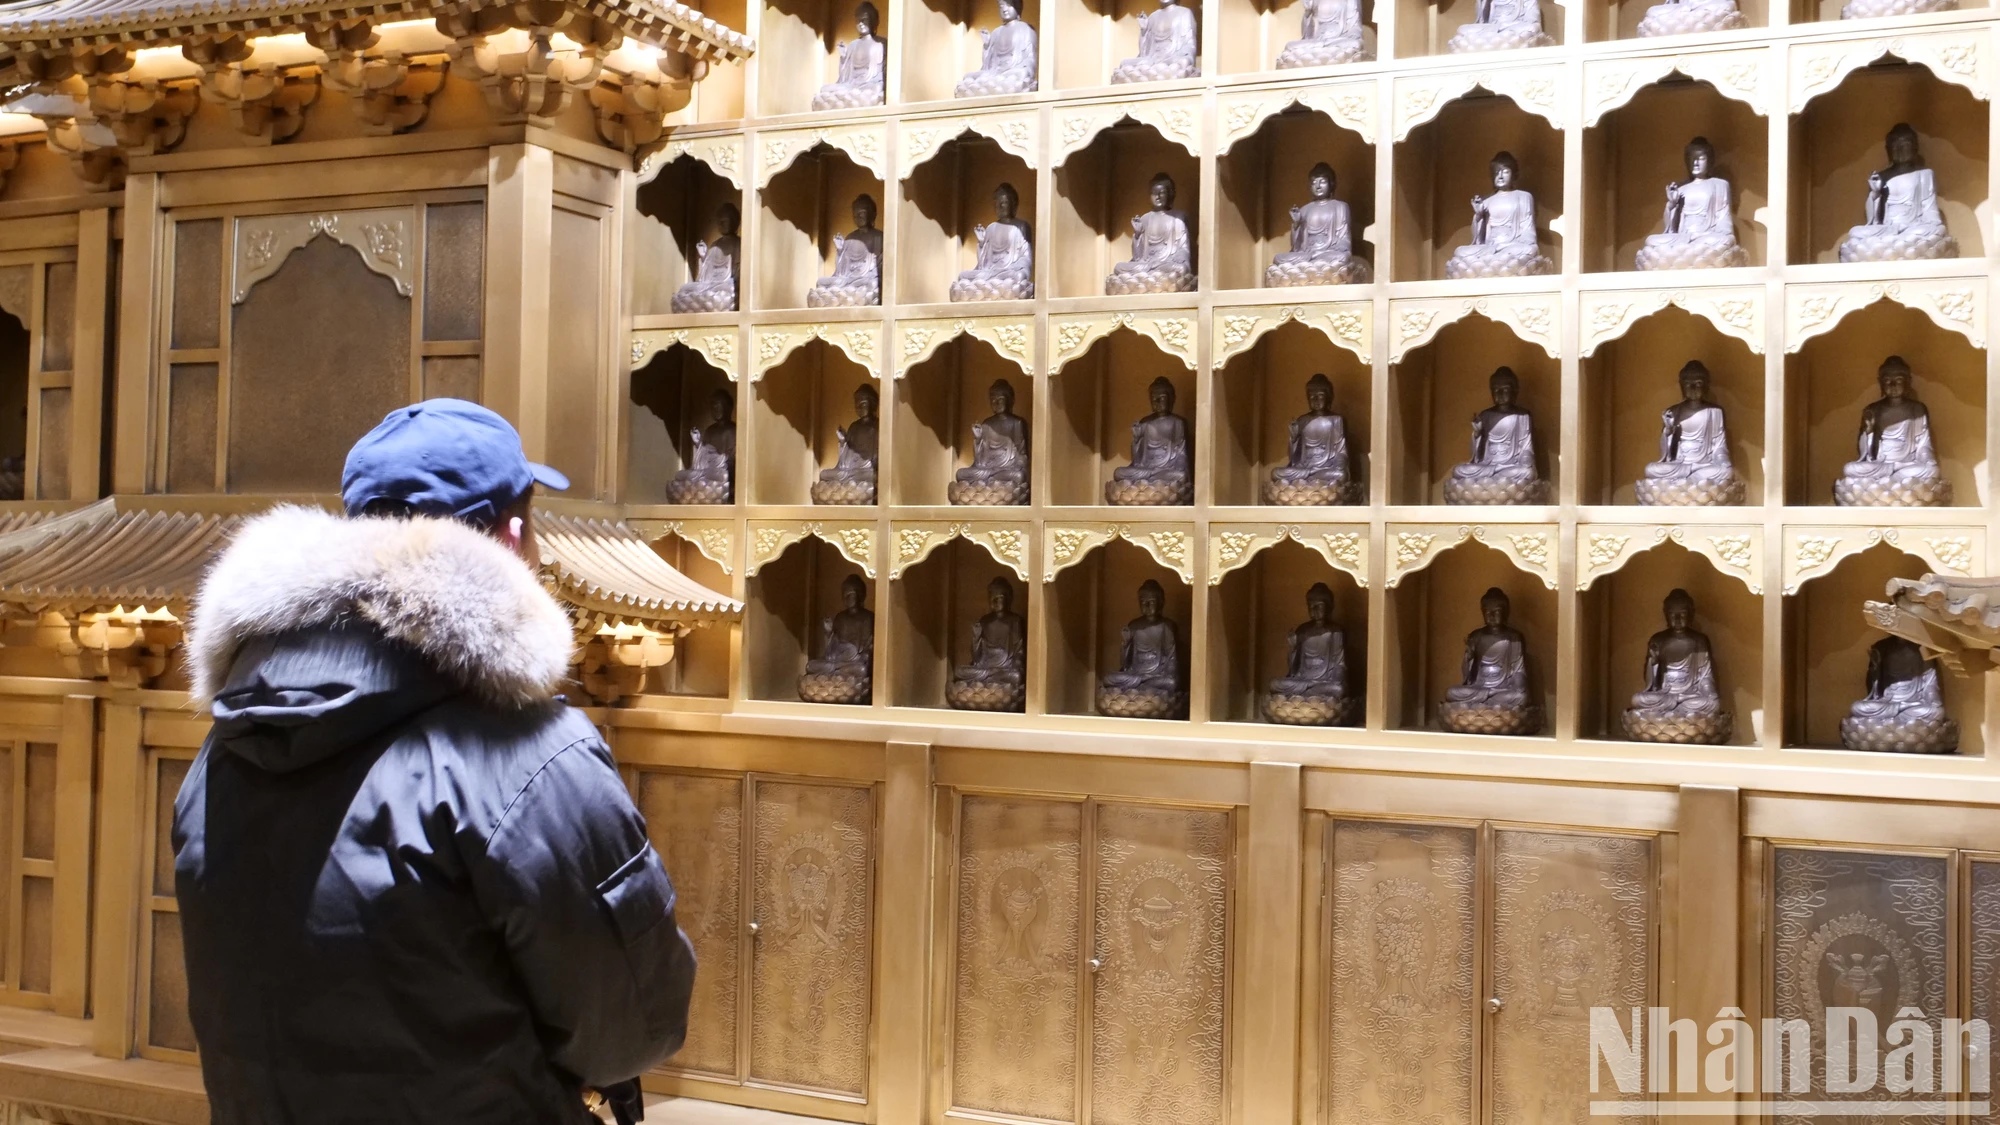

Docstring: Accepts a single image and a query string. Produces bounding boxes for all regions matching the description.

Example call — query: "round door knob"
[747,921,761,936]
[1485,996,1505,1014]
[1087,957,1103,972]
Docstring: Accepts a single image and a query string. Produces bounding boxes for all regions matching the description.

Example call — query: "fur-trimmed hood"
[189,505,575,711]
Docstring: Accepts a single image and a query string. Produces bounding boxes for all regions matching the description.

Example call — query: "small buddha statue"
[1111,0,1199,84]
[664,388,737,504]
[1444,366,1550,505]
[1842,0,1952,20]
[1445,152,1553,279]
[946,577,1028,712]
[949,183,1034,302]
[1265,373,1358,505]
[1834,356,1951,507]
[1106,173,1195,295]
[811,384,881,505]
[1106,376,1192,505]
[807,194,884,308]
[1621,590,1732,744]
[811,2,887,111]
[1446,0,1553,52]
[1636,137,1749,271]
[1439,588,1542,734]
[0,455,21,501]
[1838,124,1959,262]
[1276,0,1371,68]
[1841,635,1958,754]
[799,574,875,704]
[1096,579,1188,719]
[1265,163,1372,287]
[955,0,1039,97]
[949,379,1030,506]
[1636,0,1746,37]
[671,203,741,313]
[1263,583,1355,726]
[1634,360,1746,507]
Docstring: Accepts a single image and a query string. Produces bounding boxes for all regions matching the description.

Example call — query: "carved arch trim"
[632,328,741,379]
[1579,525,1762,594]
[1053,95,1203,166]
[1043,522,1195,583]
[1390,295,1558,362]
[1581,286,1765,357]
[1394,65,1566,141]
[1783,525,1977,595]
[646,519,736,574]
[1384,524,1556,588]
[1050,311,1197,370]
[640,134,746,188]
[895,317,1035,379]
[1213,302,1371,367]
[232,207,416,304]
[1790,30,1988,113]
[890,521,1031,579]
[751,323,884,381]
[1217,80,1378,151]
[1208,523,1369,587]
[899,111,1038,178]
[1583,50,1770,126]
[1785,278,1984,352]
[746,520,877,577]
[757,124,889,188]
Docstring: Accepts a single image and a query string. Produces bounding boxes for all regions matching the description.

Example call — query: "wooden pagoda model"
[3,0,2000,1113]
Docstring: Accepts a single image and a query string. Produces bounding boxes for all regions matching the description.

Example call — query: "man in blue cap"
[172,400,692,1124]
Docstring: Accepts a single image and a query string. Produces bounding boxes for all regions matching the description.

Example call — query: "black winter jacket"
[171,506,695,1125]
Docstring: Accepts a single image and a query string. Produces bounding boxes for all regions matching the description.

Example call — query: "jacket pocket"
[595,842,673,945]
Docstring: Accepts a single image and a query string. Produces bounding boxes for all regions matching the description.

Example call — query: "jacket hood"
[188,506,576,717]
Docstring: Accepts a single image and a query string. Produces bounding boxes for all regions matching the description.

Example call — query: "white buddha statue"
[1445,152,1553,279]
[1843,0,1953,21]
[1834,356,1951,507]
[1636,137,1749,271]
[1266,162,1371,287]
[1276,0,1370,67]
[1111,0,1199,83]
[811,2,886,111]
[949,183,1034,302]
[1446,0,1554,52]
[1634,361,1745,506]
[1106,173,1195,295]
[1636,0,1746,37]
[955,0,1038,97]
[1838,124,1958,263]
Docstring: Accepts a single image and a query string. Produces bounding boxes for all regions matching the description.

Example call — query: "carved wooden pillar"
[482,143,555,464]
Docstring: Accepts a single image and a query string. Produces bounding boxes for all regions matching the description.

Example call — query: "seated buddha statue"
[1276,0,1370,67]
[1634,360,1745,507]
[1444,366,1550,505]
[799,574,875,704]
[1834,356,1951,507]
[811,384,881,505]
[1265,373,1357,505]
[1636,137,1749,271]
[811,2,886,111]
[1622,590,1732,744]
[1635,0,1746,37]
[1445,152,1554,279]
[946,577,1028,712]
[670,203,742,313]
[1266,163,1371,287]
[1446,0,1554,53]
[1096,579,1188,719]
[1838,124,1959,263]
[949,379,1030,506]
[1107,173,1196,295]
[1438,587,1543,735]
[1841,635,1958,754]
[1263,583,1355,726]
[664,388,736,504]
[1106,376,1192,505]
[950,183,1034,302]
[807,195,884,308]
[1111,0,1199,84]
[955,0,1039,97]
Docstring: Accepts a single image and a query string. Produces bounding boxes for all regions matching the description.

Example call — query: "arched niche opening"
[746,536,875,703]
[750,340,881,506]
[1782,543,1980,755]
[1211,318,1371,508]
[1784,302,1985,508]
[1790,62,1989,263]
[1579,540,1762,745]
[902,0,1044,102]
[1582,79,1767,272]
[898,134,1037,306]
[1052,122,1199,298]
[1389,316,1560,506]
[1384,540,1556,735]
[893,336,1033,506]
[1049,329,1194,506]
[1392,92,1563,280]
[1581,307,1763,506]
[889,538,1030,709]
[634,156,741,317]
[1215,107,1376,292]
[629,345,736,504]
[758,146,887,311]
[1043,538,1192,718]
[1207,538,1365,725]
[647,531,737,698]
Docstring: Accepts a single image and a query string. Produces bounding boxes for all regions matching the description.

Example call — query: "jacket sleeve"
[475,734,697,1087]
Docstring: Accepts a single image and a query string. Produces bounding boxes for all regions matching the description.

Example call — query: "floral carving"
[1794,534,1838,574]
[903,328,936,358]
[835,527,873,565]
[1325,533,1362,569]
[1591,303,1632,334]
[1507,534,1549,568]
[703,335,735,369]
[753,528,785,560]
[1587,533,1630,568]
[992,325,1029,359]
[1399,310,1437,342]
[1797,295,1841,329]
[1226,104,1259,134]
[1395,532,1435,566]
[1050,528,1092,565]
[1931,289,1975,324]
[1222,315,1260,348]
[1216,531,1257,567]
[1149,531,1189,569]
[1707,534,1753,573]
[844,331,876,363]
[1328,312,1365,348]
[759,333,789,361]
[986,529,1023,563]
[896,528,932,561]
[1154,318,1192,352]
[1713,299,1755,329]
[698,528,731,563]
[1056,323,1090,355]
[1939,44,1978,76]
[1926,536,1972,572]
[1512,305,1552,338]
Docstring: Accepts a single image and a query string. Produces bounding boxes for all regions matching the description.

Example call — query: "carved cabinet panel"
[635,771,876,1102]
[1327,821,1477,1125]
[1972,861,2000,1123]
[1322,823,1655,1125]
[1771,848,1948,1125]
[945,797,1232,1125]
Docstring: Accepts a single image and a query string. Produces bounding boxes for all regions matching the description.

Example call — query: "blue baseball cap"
[341,399,569,527]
